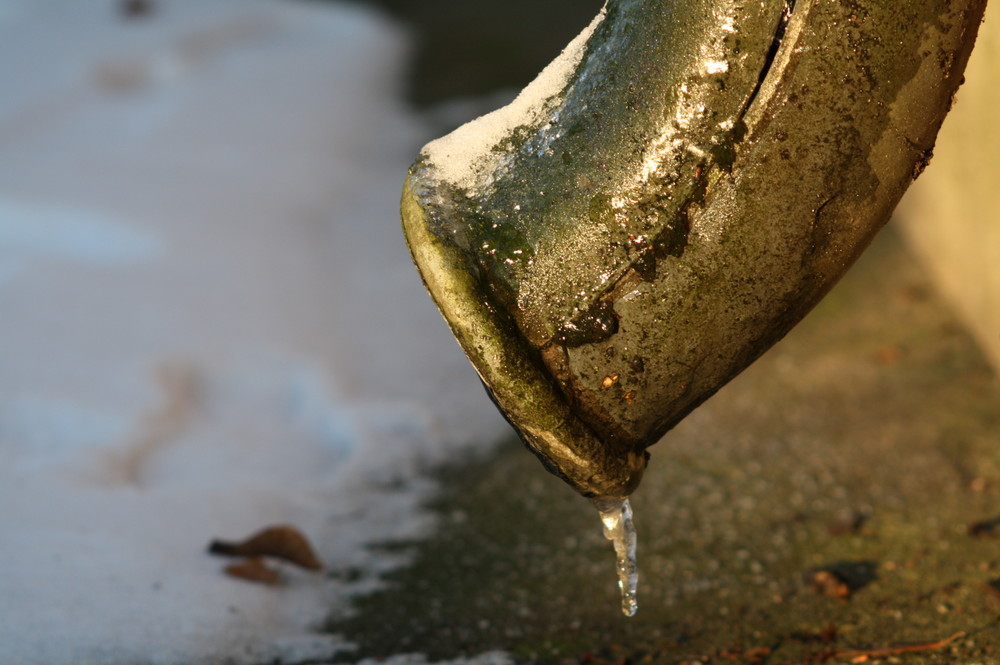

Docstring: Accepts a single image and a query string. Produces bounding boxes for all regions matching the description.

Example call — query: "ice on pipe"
[593,497,639,617]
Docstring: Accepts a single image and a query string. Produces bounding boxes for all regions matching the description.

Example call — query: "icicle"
[591,497,638,616]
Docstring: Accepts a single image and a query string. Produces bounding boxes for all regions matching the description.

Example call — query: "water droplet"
[592,497,638,616]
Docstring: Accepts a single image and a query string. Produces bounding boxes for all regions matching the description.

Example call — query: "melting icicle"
[591,497,638,616]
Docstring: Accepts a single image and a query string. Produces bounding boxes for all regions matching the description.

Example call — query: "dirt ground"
[329,228,1000,664]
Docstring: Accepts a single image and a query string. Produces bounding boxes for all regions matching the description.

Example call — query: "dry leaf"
[209,524,323,570]
[224,557,281,585]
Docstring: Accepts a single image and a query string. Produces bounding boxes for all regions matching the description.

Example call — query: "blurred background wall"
[349,0,603,107]
[896,0,1000,373]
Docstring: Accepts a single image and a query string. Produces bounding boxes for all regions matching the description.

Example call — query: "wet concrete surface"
[329,228,1000,664]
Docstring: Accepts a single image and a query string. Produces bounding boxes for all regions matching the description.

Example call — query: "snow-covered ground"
[0,1,510,662]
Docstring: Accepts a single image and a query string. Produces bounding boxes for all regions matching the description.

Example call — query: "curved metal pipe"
[402,0,986,498]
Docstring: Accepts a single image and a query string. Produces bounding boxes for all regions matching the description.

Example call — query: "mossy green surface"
[328,230,1000,664]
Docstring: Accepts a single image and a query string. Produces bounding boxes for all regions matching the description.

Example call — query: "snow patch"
[0,1,510,664]
[0,198,161,264]
[421,8,605,191]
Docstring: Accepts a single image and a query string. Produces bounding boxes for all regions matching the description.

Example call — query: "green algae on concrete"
[328,229,1000,664]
